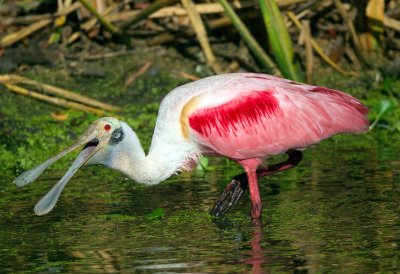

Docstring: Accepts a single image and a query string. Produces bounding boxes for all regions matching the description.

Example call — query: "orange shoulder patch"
[180,96,199,139]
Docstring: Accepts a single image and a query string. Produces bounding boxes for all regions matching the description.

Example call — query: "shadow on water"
[0,134,400,272]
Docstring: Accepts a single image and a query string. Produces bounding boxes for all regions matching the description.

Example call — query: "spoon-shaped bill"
[14,126,98,187]
[34,142,98,216]
[14,159,56,188]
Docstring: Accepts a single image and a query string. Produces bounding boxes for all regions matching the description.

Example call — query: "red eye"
[104,124,111,131]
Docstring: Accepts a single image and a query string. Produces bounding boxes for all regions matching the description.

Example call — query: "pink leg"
[210,150,303,217]
[247,170,262,219]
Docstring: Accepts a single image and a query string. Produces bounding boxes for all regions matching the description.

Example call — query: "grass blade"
[218,0,280,75]
[258,0,303,81]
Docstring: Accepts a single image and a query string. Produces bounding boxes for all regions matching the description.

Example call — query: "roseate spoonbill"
[15,73,369,219]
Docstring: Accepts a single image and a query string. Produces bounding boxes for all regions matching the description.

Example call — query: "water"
[1,135,399,273]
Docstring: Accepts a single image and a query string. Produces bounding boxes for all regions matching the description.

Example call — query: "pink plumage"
[188,75,368,162]
[189,91,280,137]
[183,73,368,219]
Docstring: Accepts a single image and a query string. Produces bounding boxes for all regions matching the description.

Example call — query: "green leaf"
[196,156,209,172]
[369,99,395,130]
[146,208,164,220]
[394,121,400,131]
[48,32,61,44]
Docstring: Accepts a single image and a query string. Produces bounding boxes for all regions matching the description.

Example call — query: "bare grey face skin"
[14,117,121,216]
[108,127,124,146]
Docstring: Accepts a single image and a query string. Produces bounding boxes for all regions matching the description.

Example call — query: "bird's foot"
[210,176,248,217]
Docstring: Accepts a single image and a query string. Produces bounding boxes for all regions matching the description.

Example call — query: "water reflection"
[246,221,265,274]
[1,137,400,272]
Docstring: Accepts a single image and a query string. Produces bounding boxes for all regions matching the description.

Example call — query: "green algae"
[97,213,137,222]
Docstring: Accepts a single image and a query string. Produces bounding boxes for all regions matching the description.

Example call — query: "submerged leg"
[210,150,303,217]
[209,173,247,217]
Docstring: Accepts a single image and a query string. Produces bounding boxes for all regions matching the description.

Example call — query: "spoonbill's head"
[14,117,126,216]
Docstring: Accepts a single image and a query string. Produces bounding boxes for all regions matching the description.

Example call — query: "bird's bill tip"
[33,141,100,216]
[14,160,52,187]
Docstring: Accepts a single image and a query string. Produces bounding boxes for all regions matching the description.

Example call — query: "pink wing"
[188,76,368,160]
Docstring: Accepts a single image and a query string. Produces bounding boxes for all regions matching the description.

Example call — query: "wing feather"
[189,91,280,137]
[187,84,368,160]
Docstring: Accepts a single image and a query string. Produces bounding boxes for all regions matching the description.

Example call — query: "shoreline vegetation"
[0,0,399,175]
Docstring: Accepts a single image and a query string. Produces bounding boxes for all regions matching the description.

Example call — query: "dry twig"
[2,83,105,115]
[180,72,200,81]
[288,11,357,77]
[66,3,120,44]
[147,10,259,46]
[0,2,81,48]
[121,0,177,30]
[82,50,137,61]
[124,62,152,87]
[0,19,52,48]
[333,0,369,66]
[77,0,119,35]
[0,74,120,112]
[384,16,400,31]
[106,0,302,28]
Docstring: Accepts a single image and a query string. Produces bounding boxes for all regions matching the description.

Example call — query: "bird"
[14,73,369,219]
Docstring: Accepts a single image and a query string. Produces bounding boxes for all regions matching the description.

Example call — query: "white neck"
[105,122,197,185]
